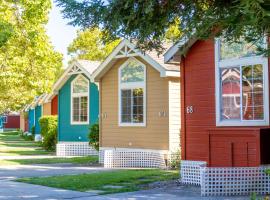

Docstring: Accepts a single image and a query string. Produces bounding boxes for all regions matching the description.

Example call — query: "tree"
[57,0,269,54]
[0,0,63,113]
[68,28,120,61]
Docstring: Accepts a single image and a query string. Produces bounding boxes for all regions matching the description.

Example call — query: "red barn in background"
[4,113,20,129]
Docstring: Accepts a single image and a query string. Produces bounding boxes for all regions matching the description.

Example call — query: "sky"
[46,1,78,67]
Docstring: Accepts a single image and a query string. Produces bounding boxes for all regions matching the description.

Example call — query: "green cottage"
[52,60,100,156]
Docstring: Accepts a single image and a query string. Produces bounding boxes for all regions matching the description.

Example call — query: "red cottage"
[165,37,270,196]
[4,113,20,130]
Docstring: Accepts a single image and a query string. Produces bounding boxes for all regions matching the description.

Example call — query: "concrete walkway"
[0,180,250,200]
[0,164,251,200]
[0,163,112,180]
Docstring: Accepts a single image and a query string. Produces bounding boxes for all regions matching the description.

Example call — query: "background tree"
[0,0,63,113]
[57,0,269,54]
[68,28,120,61]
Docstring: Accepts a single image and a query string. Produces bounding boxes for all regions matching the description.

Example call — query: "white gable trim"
[53,60,92,93]
[92,39,172,82]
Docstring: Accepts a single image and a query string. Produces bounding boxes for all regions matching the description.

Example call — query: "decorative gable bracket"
[67,65,83,75]
[115,44,139,58]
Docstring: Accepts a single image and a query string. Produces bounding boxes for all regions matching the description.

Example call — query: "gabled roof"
[164,37,198,63]
[52,60,100,93]
[92,39,180,81]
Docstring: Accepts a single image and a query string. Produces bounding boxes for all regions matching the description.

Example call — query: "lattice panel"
[56,142,98,157]
[99,150,104,164]
[103,149,166,168]
[180,160,207,185]
[201,166,270,196]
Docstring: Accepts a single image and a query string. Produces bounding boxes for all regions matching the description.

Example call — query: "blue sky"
[46,1,78,67]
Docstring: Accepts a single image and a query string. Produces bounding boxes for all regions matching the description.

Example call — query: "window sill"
[71,122,89,125]
[216,120,269,127]
[118,123,146,127]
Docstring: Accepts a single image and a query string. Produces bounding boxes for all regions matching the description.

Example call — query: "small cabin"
[92,39,181,168]
[52,60,100,156]
[2,112,20,130]
[165,37,270,195]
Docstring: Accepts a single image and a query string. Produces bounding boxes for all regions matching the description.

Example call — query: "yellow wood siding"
[42,102,51,116]
[20,112,25,131]
[100,57,170,150]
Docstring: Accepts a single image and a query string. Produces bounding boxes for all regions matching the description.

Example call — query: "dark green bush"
[31,125,35,137]
[39,116,58,151]
[88,122,99,151]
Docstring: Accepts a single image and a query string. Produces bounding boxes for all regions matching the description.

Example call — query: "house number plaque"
[186,106,193,114]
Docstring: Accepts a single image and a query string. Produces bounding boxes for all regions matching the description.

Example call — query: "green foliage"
[31,126,35,137]
[68,28,120,62]
[88,122,99,151]
[57,0,270,55]
[0,0,63,113]
[39,116,58,151]
[169,150,181,169]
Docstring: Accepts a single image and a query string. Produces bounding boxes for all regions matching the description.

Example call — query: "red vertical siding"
[4,115,20,129]
[182,39,270,167]
[51,95,58,115]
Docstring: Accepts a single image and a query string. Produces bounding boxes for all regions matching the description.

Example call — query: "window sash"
[118,58,146,126]
[215,39,269,126]
[71,75,89,124]
[72,96,88,123]
[120,88,144,124]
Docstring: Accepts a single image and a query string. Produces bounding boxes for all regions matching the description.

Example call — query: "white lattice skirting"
[181,160,207,185]
[181,160,270,196]
[56,142,98,157]
[100,148,168,168]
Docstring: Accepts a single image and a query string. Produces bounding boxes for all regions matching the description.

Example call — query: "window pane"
[72,97,80,122]
[242,64,264,120]
[132,88,143,123]
[80,96,88,122]
[121,60,144,83]
[121,89,132,122]
[73,76,88,93]
[220,38,264,60]
[221,68,241,120]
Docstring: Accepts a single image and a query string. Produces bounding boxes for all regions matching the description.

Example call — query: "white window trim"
[70,74,90,125]
[215,38,269,126]
[118,57,146,127]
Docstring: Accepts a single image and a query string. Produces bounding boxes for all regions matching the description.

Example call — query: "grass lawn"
[0,131,99,166]
[0,156,99,165]
[0,131,53,157]
[17,169,179,194]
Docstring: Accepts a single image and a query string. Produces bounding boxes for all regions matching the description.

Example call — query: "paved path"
[0,163,111,180]
[0,164,251,200]
[0,180,250,200]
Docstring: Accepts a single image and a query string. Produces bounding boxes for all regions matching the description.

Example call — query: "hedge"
[39,115,57,151]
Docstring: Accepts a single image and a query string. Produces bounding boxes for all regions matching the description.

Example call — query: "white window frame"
[70,74,90,125]
[118,57,146,127]
[215,38,269,126]
[2,116,7,124]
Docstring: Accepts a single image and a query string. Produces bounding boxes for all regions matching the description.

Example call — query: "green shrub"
[88,122,99,151]
[31,125,35,137]
[169,150,181,169]
[39,116,58,151]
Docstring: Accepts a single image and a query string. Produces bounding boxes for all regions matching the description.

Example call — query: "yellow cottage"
[92,40,181,168]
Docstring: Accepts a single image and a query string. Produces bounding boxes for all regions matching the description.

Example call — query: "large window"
[215,38,269,126]
[119,58,146,126]
[71,75,89,124]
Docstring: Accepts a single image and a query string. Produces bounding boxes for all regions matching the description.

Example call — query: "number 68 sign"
[186,106,193,114]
